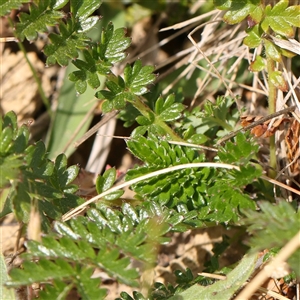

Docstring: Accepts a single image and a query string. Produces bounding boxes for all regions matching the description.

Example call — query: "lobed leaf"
[183,96,240,140]
[261,0,300,37]
[206,182,255,223]
[16,0,65,41]
[154,94,185,122]
[217,132,259,164]
[0,0,30,17]
[7,258,75,287]
[44,18,91,66]
[244,24,263,48]
[0,112,83,225]
[126,134,212,209]
[69,23,131,93]
[124,60,156,95]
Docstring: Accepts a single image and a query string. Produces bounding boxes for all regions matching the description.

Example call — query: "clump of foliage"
[1,0,299,299]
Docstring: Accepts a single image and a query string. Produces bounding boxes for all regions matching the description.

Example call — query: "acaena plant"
[1,0,299,299]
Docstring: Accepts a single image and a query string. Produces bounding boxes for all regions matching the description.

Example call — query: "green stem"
[8,18,52,116]
[133,97,184,142]
[266,57,277,178]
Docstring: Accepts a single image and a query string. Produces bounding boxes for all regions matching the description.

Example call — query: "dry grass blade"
[159,10,219,31]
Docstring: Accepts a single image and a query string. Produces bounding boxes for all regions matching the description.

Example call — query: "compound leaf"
[69,23,131,93]
[0,0,31,17]
[261,0,300,37]
[16,0,64,41]
[44,18,91,66]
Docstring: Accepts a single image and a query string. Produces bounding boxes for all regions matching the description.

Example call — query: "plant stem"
[266,57,277,178]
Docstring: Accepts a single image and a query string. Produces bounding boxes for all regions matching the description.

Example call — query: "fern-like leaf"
[183,96,240,140]
[69,23,131,93]
[0,0,31,17]
[217,132,259,165]
[6,202,174,291]
[261,0,300,37]
[132,93,185,137]
[16,0,65,41]
[0,111,29,189]
[126,134,212,209]
[127,132,259,222]
[242,201,300,276]
[0,111,84,228]
[96,60,156,112]
[41,0,102,66]
[6,259,106,299]
[43,18,91,66]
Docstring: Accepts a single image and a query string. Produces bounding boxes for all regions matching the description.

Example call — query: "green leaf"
[38,279,72,300]
[0,252,16,300]
[228,165,262,187]
[16,0,64,41]
[242,201,300,276]
[75,268,106,300]
[184,96,240,139]
[0,127,13,154]
[207,182,255,223]
[124,60,156,95]
[7,258,75,286]
[51,154,79,190]
[96,75,134,111]
[264,39,282,62]
[169,252,257,300]
[69,23,131,94]
[249,55,265,72]
[44,18,91,66]
[0,112,31,188]
[126,135,213,209]
[70,0,102,21]
[103,25,131,64]
[96,167,117,193]
[248,5,263,24]
[53,0,69,10]
[0,1,29,17]
[218,132,259,164]
[269,70,288,92]
[0,111,84,224]
[261,0,300,37]
[154,94,185,122]
[243,24,263,48]
[214,0,261,25]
